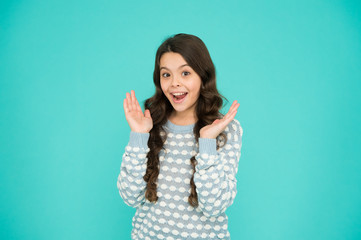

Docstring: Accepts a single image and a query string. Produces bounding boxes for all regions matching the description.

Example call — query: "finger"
[229,101,239,113]
[126,92,132,111]
[226,101,237,114]
[229,100,239,113]
[224,101,238,119]
[227,103,240,120]
[123,98,129,113]
[134,94,142,113]
[213,117,231,133]
[144,109,151,118]
[228,102,239,115]
[212,119,221,124]
[228,107,239,121]
[222,110,237,127]
[224,105,239,124]
[131,90,137,111]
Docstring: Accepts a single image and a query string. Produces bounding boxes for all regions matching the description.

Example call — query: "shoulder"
[217,118,243,145]
[225,118,243,144]
[226,118,243,137]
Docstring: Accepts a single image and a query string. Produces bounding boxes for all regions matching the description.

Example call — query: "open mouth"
[172,92,188,103]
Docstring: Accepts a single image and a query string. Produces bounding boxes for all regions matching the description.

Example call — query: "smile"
[171,92,188,103]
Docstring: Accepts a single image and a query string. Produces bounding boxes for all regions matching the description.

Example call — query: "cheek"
[160,80,168,95]
[189,81,201,96]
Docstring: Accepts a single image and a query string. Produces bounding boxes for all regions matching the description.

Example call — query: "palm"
[123,90,153,133]
[200,100,240,139]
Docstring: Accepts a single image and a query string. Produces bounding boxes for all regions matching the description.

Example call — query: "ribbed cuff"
[199,138,217,155]
[128,131,150,149]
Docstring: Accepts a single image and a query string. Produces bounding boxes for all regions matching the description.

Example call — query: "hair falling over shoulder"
[143,33,228,207]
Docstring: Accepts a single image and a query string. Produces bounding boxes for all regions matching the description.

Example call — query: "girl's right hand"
[123,90,153,133]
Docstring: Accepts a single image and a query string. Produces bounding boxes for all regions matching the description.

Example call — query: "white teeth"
[173,92,187,96]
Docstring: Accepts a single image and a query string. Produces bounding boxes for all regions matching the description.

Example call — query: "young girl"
[117,33,243,240]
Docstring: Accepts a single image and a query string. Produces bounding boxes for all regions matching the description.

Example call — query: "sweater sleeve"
[117,131,150,208]
[194,119,243,217]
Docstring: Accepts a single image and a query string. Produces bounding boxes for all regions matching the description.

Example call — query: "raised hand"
[123,90,153,133]
[200,100,240,139]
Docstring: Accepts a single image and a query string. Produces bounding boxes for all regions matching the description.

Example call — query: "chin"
[171,106,186,112]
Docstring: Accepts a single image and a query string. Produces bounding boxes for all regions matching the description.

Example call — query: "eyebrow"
[160,64,189,71]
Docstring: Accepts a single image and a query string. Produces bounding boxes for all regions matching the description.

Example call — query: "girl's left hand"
[200,100,240,139]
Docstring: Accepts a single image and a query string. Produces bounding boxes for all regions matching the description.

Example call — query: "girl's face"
[160,52,202,119]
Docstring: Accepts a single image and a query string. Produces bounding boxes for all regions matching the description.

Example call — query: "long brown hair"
[143,33,227,207]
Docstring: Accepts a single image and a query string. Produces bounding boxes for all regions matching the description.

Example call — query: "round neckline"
[164,119,195,133]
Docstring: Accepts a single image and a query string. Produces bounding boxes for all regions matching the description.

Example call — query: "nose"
[171,76,181,87]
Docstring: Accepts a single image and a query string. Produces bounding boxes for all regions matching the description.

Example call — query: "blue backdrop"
[1,0,360,239]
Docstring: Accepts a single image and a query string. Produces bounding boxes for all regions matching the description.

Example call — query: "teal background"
[1,0,360,239]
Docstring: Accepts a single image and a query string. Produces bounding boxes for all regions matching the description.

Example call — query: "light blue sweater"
[117,119,243,239]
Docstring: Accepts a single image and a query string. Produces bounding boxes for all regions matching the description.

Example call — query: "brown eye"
[162,73,170,78]
[182,71,190,76]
